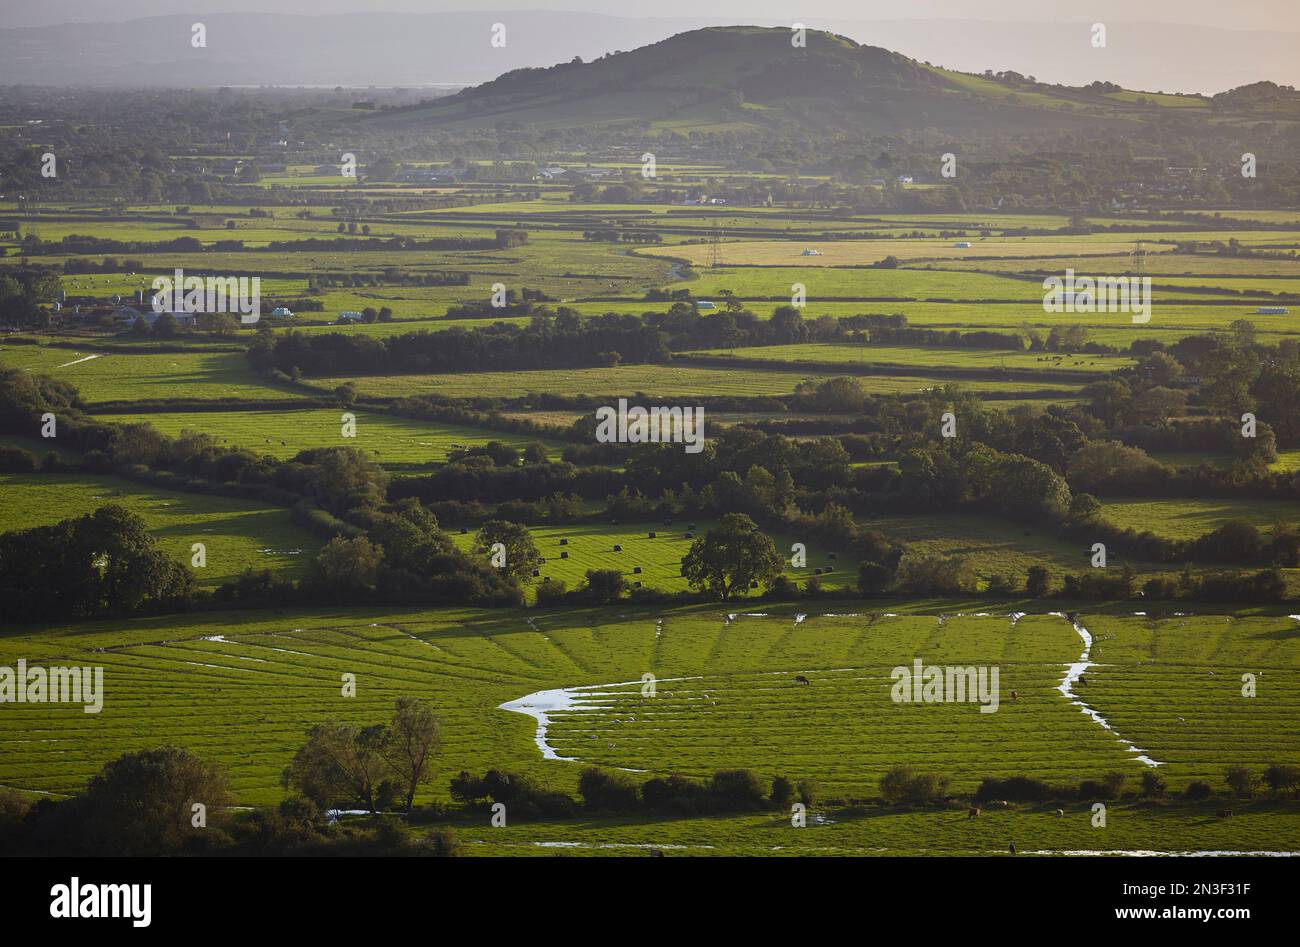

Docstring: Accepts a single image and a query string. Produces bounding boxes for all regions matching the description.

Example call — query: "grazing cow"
[1011,690,1019,703]
[1009,842,1017,855]
[1076,675,1088,687]
[1053,809,1064,817]
[794,674,811,685]
[649,848,665,857]
[968,807,981,820]
[1216,809,1233,819]
[989,800,1009,808]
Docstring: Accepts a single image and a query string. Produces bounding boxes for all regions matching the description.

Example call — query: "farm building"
[801,248,823,256]
[337,311,365,324]
[1255,306,1290,315]
[113,306,196,329]
[270,307,295,318]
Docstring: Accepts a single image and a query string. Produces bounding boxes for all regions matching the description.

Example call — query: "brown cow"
[1216,809,1233,819]
[794,675,811,685]
[968,806,981,819]
[1011,690,1019,703]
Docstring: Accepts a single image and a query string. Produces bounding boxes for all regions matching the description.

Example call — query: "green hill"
[365,25,1274,134]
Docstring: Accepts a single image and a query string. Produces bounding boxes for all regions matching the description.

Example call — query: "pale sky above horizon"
[1,0,1297,32]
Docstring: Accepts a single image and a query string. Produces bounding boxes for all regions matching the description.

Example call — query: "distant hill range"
[1,11,1299,94]
[361,26,1300,135]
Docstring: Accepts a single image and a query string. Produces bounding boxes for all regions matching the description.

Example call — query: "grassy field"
[94,409,566,468]
[1,604,1295,855]
[1101,497,1300,539]
[689,343,1132,375]
[0,346,299,404]
[0,473,321,586]
[451,518,852,595]
[310,364,1082,400]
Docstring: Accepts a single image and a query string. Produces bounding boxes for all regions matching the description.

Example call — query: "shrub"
[770,775,796,809]
[422,826,463,856]
[534,578,569,606]
[577,767,640,812]
[0,444,37,472]
[1182,780,1214,801]
[796,779,819,808]
[1264,764,1300,795]
[642,774,710,815]
[1102,771,1127,799]
[880,765,949,805]
[1224,765,1256,797]
[708,769,769,812]
[974,775,1053,803]
[1140,771,1167,797]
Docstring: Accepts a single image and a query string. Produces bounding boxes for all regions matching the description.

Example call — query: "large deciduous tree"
[682,513,782,600]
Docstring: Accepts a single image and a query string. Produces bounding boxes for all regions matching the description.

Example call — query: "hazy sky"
[1,0,1297,30]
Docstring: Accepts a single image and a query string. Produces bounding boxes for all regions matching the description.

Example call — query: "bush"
[1140,771,1167,797]
[1264,764,1300,795]
[583,569,627,604]
[974,775,1053,803]
[796,779,819,808]
[1182,780,1214,801]
[422,826,463,856]
[0,444,37,472]
[770,775,796,809]
[534,578,569,606]
[642,774,710,815]
[577,767,640,812]
[879,765,950,805]
[708,769,769,812]
[1224,765,1256,797]
[1102,771,1127,799]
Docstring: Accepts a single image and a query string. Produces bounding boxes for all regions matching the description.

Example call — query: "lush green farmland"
[93,408,565,468]
[310,364,1083,400]
[0,473,321,585]
[642,234,1300,267]
[2,605,1295,855]
[0,346,299,404]
[1101,497,1300,539]
[868,512,1151,581]
[451,801,1300,856]
[450,519,852,595]
[689,343,1133,375]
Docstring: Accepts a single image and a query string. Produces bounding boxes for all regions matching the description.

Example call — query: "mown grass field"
[310,364,1083,400]
[0,473,321,586]
[1,605,1295,854]
[94,409,565,468]
[1101,497,1300,539]
[450,518,852,595]
[641,233,1300,267]
[0,346,298,404]
[689,343,1132,375]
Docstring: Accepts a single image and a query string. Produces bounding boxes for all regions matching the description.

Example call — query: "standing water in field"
[1053,612,1162,768]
